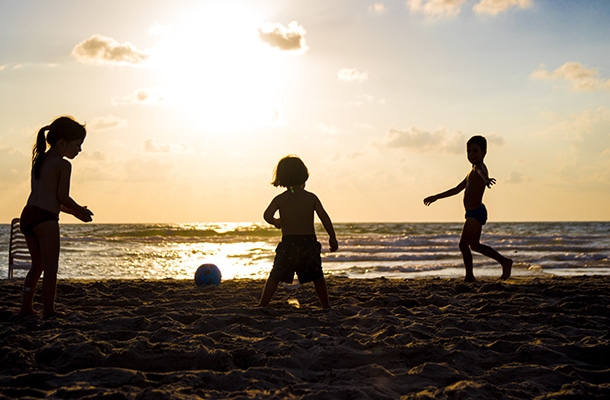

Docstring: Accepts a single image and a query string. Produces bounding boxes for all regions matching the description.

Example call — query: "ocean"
[1,222,609,281]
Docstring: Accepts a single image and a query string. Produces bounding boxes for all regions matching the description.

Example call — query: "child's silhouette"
[19,116,94,318]
[424,135,512,282]
[258,156,338,308]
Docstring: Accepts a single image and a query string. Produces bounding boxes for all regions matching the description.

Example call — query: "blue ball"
[195,263,222,286]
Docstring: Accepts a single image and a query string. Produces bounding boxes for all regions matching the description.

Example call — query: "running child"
[423,135,512,282]
[258,155,338,308]
[19,116,94,318]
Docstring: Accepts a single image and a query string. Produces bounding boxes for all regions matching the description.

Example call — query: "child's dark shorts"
[20,205,59,237]
[270,235,323,284]
[465,204,488,226]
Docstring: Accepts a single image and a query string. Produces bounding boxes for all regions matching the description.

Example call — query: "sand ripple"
[1,276,609,399]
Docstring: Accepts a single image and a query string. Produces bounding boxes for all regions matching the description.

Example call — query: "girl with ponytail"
[19,116,94,318]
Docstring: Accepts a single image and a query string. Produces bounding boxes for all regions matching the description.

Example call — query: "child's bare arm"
[57,161,93,222]
[314,197,338,252]
[474,163,496,188]
[423,178,467,206]
[263,198,281,229]
[61,205,94,222]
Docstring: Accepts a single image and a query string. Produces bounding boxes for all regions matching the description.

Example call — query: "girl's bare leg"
[28,221,62,318]
[20,235,43,316]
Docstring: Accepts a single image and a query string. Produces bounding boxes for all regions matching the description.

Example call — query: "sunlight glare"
[152,4,285,131]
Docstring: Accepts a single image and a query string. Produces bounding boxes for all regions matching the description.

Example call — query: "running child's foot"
[500,258,513,280]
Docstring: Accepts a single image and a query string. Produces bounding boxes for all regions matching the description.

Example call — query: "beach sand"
[1,276,609,399]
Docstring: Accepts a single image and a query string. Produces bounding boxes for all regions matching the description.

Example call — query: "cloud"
[338,68,369,82]
[505,171,527,184]
[473,0,533,15]
[381,127,505,153]
[72,34,149,65]
[114,88,165,105]
[539,107,610,187]
[0,146,28,184]
[531,62,610,92]
[257,21,308,53]
[82,151,107,161]
[1,63,58,70]
[88,115,128,132]
[407,0,467,18]
[368,3,387,13]
[317,123,339,135]
[381,127,465,153]
[144,139,190,154]
[351,94,386,106]
[123,158,173,182]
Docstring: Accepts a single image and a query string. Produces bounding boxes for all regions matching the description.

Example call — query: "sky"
[1,0,609,223]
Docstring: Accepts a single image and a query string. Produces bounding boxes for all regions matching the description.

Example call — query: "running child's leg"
[459,218,481,282]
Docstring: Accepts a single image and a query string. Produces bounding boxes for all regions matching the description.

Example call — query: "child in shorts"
[423,135,512,282]
[258,155,338,308]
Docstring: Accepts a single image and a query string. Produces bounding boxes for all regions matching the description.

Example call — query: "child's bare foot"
[501,259,513,280]
[17,309,41,317]
[464,274,476,283]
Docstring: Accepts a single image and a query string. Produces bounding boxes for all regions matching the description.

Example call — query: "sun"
[151,4,286,131]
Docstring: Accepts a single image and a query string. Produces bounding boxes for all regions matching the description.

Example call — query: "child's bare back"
[264,187,318,235]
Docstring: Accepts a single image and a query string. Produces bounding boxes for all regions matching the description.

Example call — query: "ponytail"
[32,126,50,179]
[31,116,86,179]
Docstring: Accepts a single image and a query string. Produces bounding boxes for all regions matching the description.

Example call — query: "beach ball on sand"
[195,263,222,286]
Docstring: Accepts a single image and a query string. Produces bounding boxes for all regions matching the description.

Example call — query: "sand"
[1,276,609,399]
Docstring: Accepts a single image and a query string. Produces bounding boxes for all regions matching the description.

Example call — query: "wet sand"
[1,276,609,399]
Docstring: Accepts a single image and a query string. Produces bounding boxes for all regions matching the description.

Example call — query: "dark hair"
[467,135,487,154]
[272,155,309,188]
[32,116,86,179]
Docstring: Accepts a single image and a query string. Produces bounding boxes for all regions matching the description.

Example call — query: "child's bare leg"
[42,265,61,318]
[470,243,512,279]
[459,219,480,282]
[19,235,43,316]
[35,221,62,318]
[257,277,279,307]
[313,277,330,309]
[20,270,42,316]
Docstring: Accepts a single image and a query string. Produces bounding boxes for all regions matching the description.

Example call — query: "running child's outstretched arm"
[423,178,467,206]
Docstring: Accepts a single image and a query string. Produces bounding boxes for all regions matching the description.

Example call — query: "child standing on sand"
[19,116,94,318]
[423,135,512,282]
[258,155,338,308]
